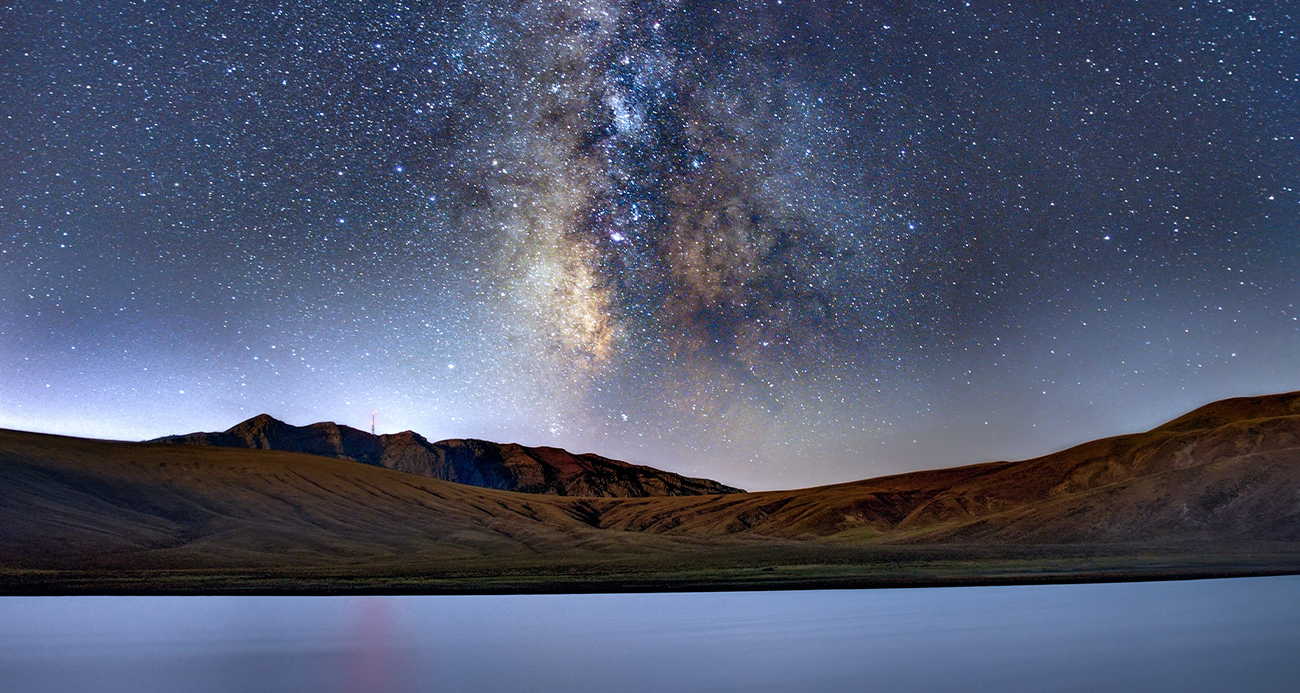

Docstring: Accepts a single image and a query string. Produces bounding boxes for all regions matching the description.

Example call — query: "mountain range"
[2,391,1299,593]
[151,414,741,497]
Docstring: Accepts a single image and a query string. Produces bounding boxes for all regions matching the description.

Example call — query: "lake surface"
[1,576,1298,692]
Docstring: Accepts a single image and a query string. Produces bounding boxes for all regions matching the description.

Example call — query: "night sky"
[2,1,1297,490]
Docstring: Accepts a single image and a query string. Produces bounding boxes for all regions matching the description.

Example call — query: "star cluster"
[2,1,1297,489]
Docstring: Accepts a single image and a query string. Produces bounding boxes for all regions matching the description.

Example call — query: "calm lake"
[1,576,1297,692]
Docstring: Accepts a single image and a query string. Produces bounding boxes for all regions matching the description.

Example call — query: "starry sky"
[2,0,1298,490]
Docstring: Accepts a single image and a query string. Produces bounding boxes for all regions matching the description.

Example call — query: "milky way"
[2,1,1298,488]
[456,2,911,420]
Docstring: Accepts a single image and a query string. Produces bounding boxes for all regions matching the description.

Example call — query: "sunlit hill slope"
[2,392,1299,591]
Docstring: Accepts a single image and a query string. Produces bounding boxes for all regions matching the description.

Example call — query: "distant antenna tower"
[371,412,377,436]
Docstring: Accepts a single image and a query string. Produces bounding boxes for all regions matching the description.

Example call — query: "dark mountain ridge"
[151,414,742,497]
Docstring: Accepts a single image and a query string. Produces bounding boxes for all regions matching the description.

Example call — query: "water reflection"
[1,576,1298,693]
[346,598,400,693]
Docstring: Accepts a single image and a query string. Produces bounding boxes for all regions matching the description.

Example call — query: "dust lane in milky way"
[462,3,910,424]
[1,1,1297,489]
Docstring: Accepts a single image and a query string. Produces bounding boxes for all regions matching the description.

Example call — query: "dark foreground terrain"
[3,392,1300,593]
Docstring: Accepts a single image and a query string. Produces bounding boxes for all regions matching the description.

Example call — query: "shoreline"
[6,557,1299,595]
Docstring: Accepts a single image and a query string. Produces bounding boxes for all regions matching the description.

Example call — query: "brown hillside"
[582,394,1300,543]
[3,391,1300,591]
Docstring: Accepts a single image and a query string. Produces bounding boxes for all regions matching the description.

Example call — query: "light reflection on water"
[1,576,1298,693]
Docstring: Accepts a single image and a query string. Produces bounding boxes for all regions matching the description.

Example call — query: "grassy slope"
[584,396,1300,543]
[3,392,1300,592]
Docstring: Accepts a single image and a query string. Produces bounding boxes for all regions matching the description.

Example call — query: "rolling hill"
[582,391,1300,543]
[2,392,1299,593]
